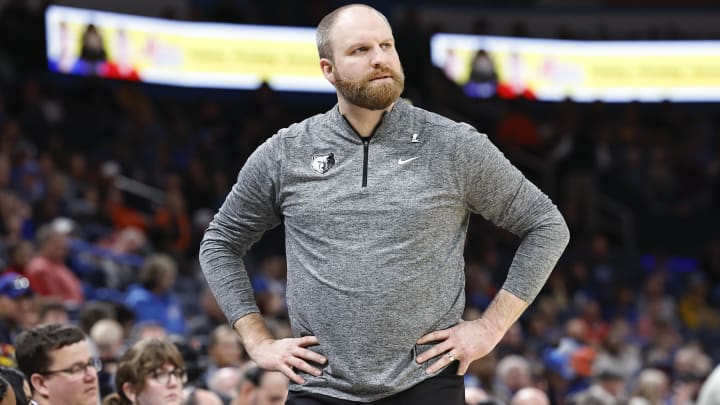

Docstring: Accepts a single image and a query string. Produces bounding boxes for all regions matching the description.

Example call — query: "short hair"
[37,298,68,321]
[15,324,87,380]
[316,4,390,61]
[0,366,30,404]
[138,254,177,291]
[90,318,124,354]
[0,374,8,402]
[112,339,185,403]
[208,325,236,348]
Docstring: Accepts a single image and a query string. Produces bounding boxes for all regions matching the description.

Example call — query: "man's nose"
[370,45,390,68]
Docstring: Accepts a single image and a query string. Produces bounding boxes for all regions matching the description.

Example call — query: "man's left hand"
[415,318,504,375]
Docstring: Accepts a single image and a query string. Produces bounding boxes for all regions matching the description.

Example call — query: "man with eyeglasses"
[15,324,100,405]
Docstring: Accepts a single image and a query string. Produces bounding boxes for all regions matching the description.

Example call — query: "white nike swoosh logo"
[398,157,420,165]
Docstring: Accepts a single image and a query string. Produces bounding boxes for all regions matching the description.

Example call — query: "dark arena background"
[1,0,720,404]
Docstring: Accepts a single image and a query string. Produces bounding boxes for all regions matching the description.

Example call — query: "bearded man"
[200,4,569,404]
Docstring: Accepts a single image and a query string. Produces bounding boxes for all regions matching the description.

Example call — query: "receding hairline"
[316,4,391,61]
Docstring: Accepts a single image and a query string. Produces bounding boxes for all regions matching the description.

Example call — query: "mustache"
[365,68,402,82]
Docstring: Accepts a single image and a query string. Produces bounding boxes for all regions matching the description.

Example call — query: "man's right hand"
[234,313,327,384]
[246,336,327,384]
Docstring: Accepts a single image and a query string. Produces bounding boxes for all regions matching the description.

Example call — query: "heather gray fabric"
[199,99,569,402]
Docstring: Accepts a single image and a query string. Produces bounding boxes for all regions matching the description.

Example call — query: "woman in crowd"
[102,338,186,405]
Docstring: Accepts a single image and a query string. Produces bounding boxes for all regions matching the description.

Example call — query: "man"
[25,225,84,307]
[203,325,248,385]
[200,4,569,404]
[15,324,100,405]
[511,387,550,405]
[0,375,16,405]
[0,272,33,346]
[233,366,289,405]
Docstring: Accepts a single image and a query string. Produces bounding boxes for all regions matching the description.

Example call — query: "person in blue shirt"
[124,254,186,336]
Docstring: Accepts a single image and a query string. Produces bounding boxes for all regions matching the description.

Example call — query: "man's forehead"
[331,7,393,46]
[48,340,89,365]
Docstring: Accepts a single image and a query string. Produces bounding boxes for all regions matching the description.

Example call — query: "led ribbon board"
[431,33,720,102]
[45,5,333,92]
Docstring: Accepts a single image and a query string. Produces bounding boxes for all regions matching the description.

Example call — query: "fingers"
[278,364,306,385]
[416,329,450,345]
[292,347,327,365]
[415,341,452,364]
[457,361,469,376]
[425,351,457,374]
[296,335,320,347]
[287,355,323,377]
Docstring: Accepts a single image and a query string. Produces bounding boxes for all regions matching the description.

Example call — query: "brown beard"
[334,67,405,110]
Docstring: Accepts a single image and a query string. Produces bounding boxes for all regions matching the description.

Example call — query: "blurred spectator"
[25,224,84,306]
[494,355,532,403]
[150,189,191,256]
[231,366,288,405]
[124,254,185,336]
[0,365,31,405]
[35,298,69,326]
[129,321,168,344]
[207,366,240,402]
[250,255,287,319]
[566,363,626,405]
[101,338,184,405]
[2,241,34,275]
[90,318,125,398]
[15,323,100,405]
[203,325,247,386]
[0,272,32,344]
[628,368,669,405]
[511,387,550,405]
[0,374,15,405]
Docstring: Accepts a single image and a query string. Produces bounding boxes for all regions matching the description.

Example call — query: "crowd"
[0,1,719,404]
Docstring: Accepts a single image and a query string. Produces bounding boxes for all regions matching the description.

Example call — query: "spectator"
[0,374,15,405]
[511,387,550,405]
[24,224,84,306]
[566,363,627,405]
[203,325,247,385]
[35,298,69,326]
[207,366,240,401]
[15,324,100,405]
[628,368,669,405]
[124,254,185,336]
[0,366,31,405]
[90,318,125,398]
[0,272,32,344]
[231,366,288,405]
[101,338,185,405]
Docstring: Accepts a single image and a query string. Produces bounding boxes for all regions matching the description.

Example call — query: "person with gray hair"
[200,3,569,404]
[511,387,550,405]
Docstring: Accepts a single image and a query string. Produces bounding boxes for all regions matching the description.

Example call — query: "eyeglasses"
[150,368,187,385]
[40,358,102,379]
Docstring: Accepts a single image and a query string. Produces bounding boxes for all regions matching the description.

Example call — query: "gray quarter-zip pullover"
[200,98,570,402]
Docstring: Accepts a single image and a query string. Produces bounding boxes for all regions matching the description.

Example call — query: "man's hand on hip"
[246,336,327,384]
[415,318,503,375]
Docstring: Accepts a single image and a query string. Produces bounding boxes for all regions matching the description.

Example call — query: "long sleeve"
[456,125,570,303]
[199,136,282,326]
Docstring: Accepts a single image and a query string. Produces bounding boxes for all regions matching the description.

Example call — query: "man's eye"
[70,365,84,374]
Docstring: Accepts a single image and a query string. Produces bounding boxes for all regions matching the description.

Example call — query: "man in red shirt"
[25,225,84,307]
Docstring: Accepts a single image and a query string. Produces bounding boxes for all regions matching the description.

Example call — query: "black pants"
[285,364,464,405]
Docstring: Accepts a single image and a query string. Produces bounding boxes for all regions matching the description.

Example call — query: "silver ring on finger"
[446,352,455,362]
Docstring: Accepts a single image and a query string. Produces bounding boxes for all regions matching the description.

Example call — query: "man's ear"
[122,382,137,402]
[320,58,336,84]
[29,373,50,398]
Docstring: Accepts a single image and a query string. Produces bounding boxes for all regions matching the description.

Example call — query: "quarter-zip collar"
[329,98,410,144]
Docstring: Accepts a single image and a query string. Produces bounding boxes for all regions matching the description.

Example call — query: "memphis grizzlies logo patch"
[311,153,335,174]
